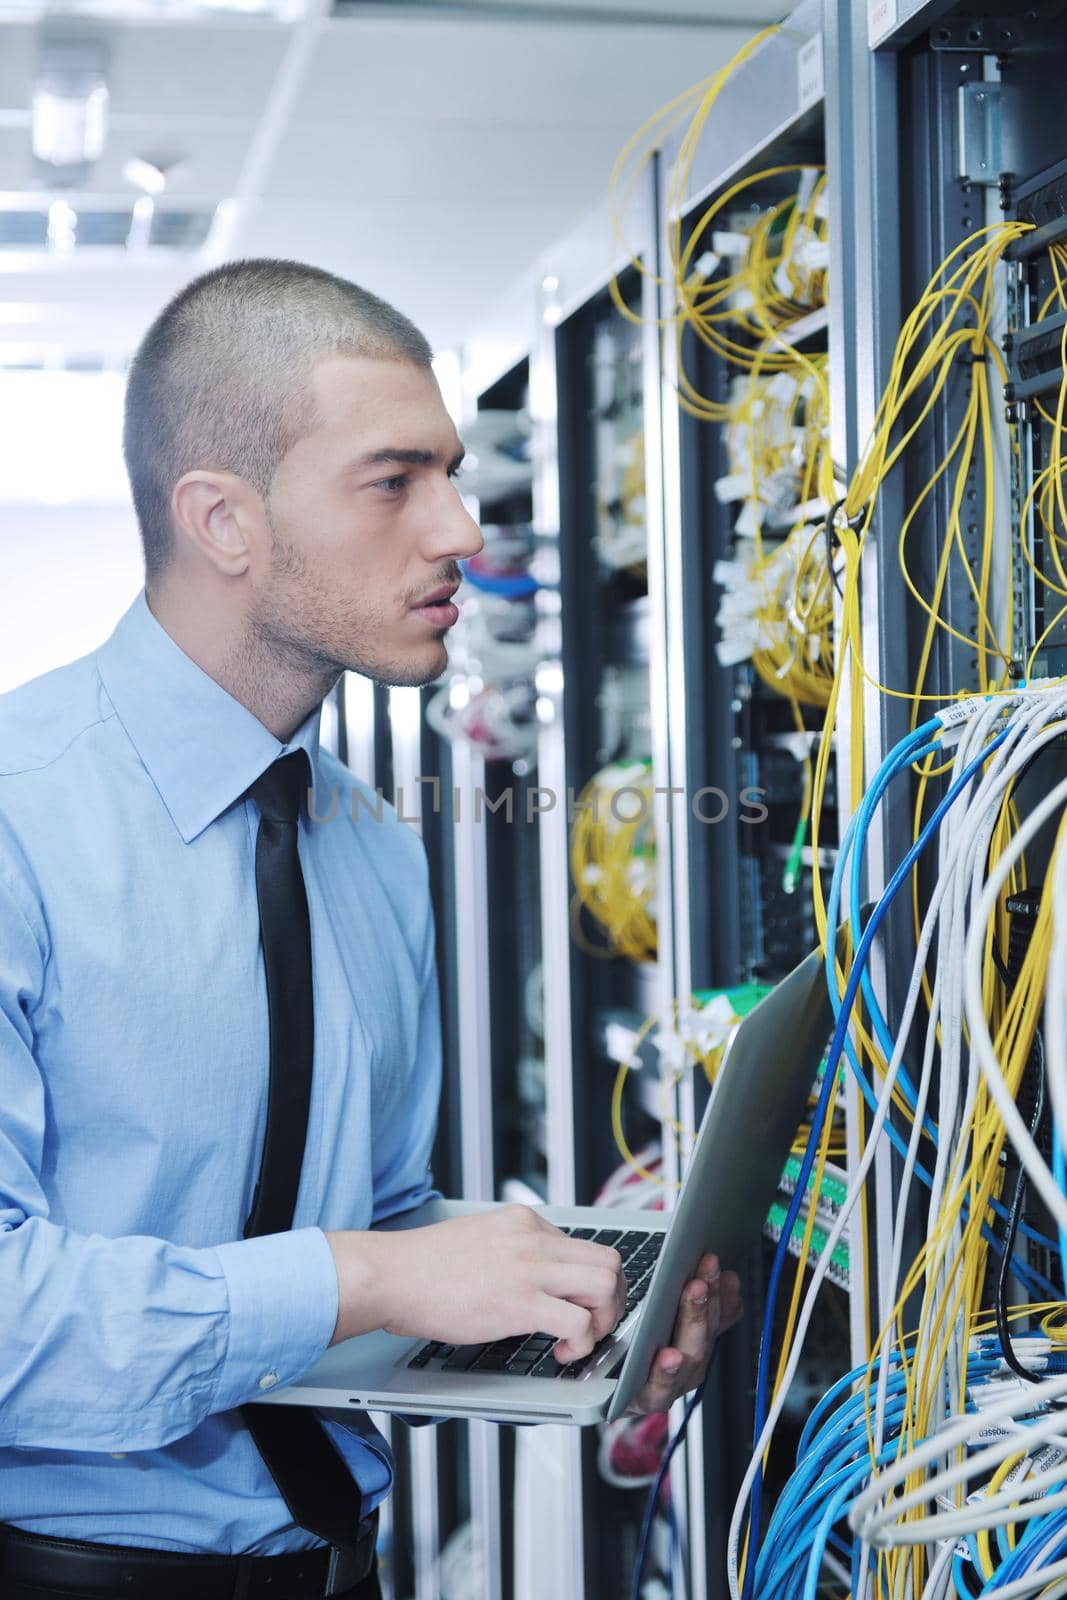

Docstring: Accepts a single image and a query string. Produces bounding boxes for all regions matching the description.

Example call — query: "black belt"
[0,1511,378,1599]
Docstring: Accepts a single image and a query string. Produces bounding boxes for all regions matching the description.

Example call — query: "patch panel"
[763,1200,850,1291]
[777,1153,848,1218]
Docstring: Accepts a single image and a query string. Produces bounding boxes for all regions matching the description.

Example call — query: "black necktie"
[238,750,366,1548]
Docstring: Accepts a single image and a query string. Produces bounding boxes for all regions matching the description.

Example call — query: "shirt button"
[258,1371,279,1390]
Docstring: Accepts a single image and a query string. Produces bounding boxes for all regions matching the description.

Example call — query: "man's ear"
[171,470,262,577]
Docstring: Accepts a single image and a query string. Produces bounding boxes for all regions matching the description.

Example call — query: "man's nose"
[433,489,484,563]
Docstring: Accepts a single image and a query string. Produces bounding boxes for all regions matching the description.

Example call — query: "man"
[0,259,741,1599]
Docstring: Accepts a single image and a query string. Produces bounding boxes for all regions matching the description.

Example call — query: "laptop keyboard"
[406,1225,665,1381]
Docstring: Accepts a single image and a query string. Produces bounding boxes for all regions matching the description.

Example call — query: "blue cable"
[837,728,943,1133]
[953,1549,980,1598]
[761,1367,1005,1594]
[979,1503,1067,1590]
[458,560,540,598]
[1053,1126,1067,1293]
[629,1347,720,1600]
[800,1446,901,1600]
[827,1530,852,1560]
[757,1404,910,1592]
[744,729,1016,1598]
[757,1354,1067,1600]
[798,1361,890,1459]
[824,721,1063,1263]
[666,1492,678,1600]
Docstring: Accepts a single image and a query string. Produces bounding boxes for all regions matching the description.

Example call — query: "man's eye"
[375,475,409,493]
[448,464,464,482]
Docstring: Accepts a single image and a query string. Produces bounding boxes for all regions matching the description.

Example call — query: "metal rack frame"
[393,3,1067,1595]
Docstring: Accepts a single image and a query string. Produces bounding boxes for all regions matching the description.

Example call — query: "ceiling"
[0,0,782,364]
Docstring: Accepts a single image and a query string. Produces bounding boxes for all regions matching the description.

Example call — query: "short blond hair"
[123,258,433,580]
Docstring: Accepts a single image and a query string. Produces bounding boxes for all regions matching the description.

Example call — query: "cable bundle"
[430,523,544,762]
[570,761,657,963]
[715,524,834,708]
[1021,241,1067,669]
[729,685,1067,1600]
[604,41,1067,1600]
[801,220,1034,966]
[425,677,539,763]
[756,1337,1067,1599]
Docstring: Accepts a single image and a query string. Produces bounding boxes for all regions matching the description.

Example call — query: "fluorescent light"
[46,200,77,253]
[123,156,166,195]
[126,194,155,251]
[32,35,109,171]
[32,81,108,167]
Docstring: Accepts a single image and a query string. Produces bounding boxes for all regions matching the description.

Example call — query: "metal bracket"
[958,82,1002,185]
[930,8,1065,53]
[931,15,1028,51]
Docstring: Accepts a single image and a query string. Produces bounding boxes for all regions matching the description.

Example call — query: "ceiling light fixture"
[32,33,109,181]
[46,199,78,253]
[125,193,155,252]
[122,156,167,196]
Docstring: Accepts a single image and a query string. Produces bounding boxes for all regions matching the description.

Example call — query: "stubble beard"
[245,526,449,691]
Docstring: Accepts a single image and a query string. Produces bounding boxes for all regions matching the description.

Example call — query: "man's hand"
[325,1206,626,1363]
[622,1253,742,1416]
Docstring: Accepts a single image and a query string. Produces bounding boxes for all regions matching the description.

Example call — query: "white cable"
[732,694,1052,1595]
[726,840,939,1595]
[919,1539,956,1600]
[963,768,1067,1240]
[965,1553,1067,1600]
[821,694,1067,1574]
[902,694,1023,1446]
[1043,798,1067,1175]
[890,697,1067,1458]
[820,1546,852,1587]
[911,698,1058,1437]
[731,688,1067,1592]
[849,1375,1067,1540]
[872,1464,1067,1545]
[869,700,1055,1443]
[852,748,1067,1545]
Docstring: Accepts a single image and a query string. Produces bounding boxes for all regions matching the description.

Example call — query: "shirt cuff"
[211,1227,340,1411]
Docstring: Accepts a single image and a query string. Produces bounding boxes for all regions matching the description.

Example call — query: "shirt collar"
[97,589,324,844]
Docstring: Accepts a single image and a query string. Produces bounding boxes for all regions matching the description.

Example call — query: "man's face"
[248,354,484,687]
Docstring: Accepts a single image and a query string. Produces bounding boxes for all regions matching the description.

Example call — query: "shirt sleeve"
[369,858,443,1226]
[0,860,339,1455]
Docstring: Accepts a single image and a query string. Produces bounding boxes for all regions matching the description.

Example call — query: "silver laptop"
[259,935,836,1426]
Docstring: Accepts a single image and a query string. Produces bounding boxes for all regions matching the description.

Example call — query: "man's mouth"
[410,585,461,629]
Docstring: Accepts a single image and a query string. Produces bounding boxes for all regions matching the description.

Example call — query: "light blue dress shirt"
[0,589,442,1553]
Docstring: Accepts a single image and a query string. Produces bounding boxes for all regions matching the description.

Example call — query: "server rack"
[553,260,673,1600]
[820,0,1067,1353]
[650,11,857,1591]
[332,673,467,1600]
[458,179,681,1598]
[380,4,1067,1595]
[452,18,853,1596]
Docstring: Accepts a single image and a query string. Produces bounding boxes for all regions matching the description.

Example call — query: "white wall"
[0,501,143,694]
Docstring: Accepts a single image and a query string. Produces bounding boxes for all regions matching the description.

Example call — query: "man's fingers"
[539,1263,626,1340]
[530,1213,623,1269]
[532,1294,596,1359]
[629,1345,688,1412]
[662,1275,719,1365]
[557,1238,625,1275]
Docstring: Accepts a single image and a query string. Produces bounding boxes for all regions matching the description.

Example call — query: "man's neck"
[145,583,336,743]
